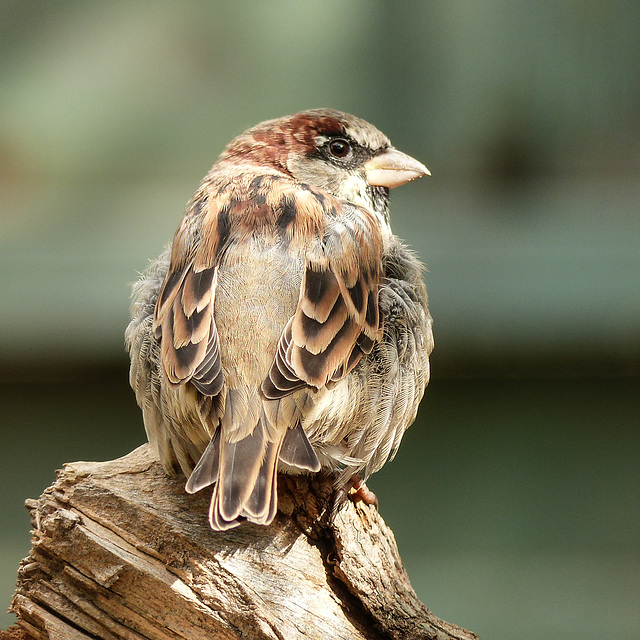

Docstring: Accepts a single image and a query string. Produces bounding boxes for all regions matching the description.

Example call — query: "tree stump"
[6,444,477,640]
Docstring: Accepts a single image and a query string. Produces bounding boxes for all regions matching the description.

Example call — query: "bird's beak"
[364,148,430,189]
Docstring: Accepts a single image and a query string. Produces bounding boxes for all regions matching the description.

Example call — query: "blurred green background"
[1,2,639,638]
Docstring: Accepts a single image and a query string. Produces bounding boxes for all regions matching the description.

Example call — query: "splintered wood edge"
[9,444,478,640]
[61,444,158,478]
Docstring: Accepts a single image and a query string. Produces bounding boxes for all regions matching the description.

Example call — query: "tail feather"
[244,439,280,523]
[216,419,266,523]
[187,411,320,530]
[185,429,220,494]
[205,416,288,530]
[280,423,321,472]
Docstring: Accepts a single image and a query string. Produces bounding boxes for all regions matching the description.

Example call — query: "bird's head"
[219,108,429,229]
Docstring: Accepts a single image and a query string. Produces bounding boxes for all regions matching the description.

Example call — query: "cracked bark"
[5,444,477,640]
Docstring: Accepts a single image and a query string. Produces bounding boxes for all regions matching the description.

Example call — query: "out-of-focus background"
[1,2,639,638]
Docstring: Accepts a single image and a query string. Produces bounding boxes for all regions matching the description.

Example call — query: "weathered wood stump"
[6,444,477,640]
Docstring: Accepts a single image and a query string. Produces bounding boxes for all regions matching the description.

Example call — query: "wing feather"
[153,222,223,394]
[263,202,384,398]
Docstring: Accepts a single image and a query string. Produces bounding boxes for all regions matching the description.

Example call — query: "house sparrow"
[126,109,433,530]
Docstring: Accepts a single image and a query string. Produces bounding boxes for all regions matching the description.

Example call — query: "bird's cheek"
[338,175,370,209]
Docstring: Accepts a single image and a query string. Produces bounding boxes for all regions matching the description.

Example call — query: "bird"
[125,109,433,531]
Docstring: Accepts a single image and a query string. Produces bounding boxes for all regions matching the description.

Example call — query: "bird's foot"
[348,476,379,509]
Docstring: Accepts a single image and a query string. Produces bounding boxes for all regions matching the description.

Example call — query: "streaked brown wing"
[151,173,327,400]
[262,203,384,398]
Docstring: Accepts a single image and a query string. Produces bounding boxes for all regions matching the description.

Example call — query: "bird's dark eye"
[328,138,351,158]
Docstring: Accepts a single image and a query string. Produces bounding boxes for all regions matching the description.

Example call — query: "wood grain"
[6,445,477,640]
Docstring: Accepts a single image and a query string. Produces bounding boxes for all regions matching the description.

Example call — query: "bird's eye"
[328,138,351,158]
